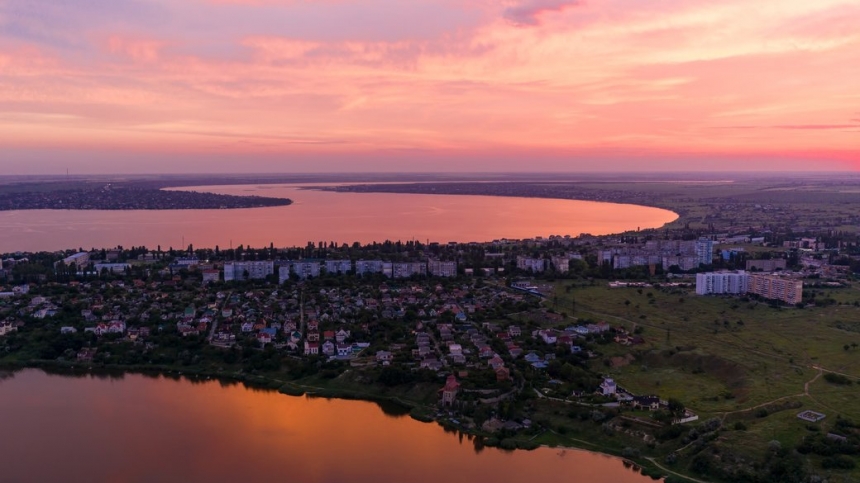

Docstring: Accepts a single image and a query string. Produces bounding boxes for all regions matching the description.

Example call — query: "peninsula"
[0,180,291,211]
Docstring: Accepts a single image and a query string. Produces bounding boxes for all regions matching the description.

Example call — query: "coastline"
[0,360,691,482]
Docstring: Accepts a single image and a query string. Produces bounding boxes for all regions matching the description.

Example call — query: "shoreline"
[0,360,691,482]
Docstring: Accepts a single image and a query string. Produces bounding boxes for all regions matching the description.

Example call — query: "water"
[0,184,676,252]
[0,369,656,483]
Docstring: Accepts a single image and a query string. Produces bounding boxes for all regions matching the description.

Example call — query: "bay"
[0,369,657,483]
[0,184,676,252]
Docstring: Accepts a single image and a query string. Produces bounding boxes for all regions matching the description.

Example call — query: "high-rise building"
[696,271,749,295]
[749,274,803,305]
[224,261,274,281]
[695,238,714,266]
[428,260,457,277]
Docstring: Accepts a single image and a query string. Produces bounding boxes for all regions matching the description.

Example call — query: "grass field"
[549,281,860,481]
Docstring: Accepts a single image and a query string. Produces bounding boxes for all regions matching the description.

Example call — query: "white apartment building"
[355,260,384,276]
[428,260,457,277]
[516,256,545,272]
[279,260,321,283]
[696,271,750,295]
[224,261,274,282]
[325,259,352,275]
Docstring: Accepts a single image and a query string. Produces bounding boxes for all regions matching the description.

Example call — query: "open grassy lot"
[550,282,860,481]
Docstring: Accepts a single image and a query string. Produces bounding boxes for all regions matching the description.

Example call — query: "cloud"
[503,0,581,26]
[774,124,859,130]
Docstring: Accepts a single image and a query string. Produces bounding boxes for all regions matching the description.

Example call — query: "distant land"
[0,179,292,211]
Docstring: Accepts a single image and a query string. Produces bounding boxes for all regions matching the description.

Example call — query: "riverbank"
[0,359,693,482]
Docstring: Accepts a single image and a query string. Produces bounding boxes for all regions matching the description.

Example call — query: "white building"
[224,261,274,281]
[516,256,545,272]
[325,259,352,275]
[202,269,220,284]
[428,260,457,277]
[390,262,426,278]
[550,255,570,273]
[278,260,321,283]
[696,271,750,295]
[94,263,131,274]
[355,260,384,276]
[56,252,90,269]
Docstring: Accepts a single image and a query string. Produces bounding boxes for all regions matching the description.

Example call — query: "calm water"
[0,369,656,483]
[0,184,676,252]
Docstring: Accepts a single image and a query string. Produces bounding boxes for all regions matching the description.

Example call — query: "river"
[0,184,677,252]
[0,369,657,483]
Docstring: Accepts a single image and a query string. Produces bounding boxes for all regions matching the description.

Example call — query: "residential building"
[696,271,750,295]
[550,255,570,273]
[440,374,460,406]
[325,259,352,275]
[355,260,384,276]
[390,262,426,278]
[746,259,787,272]
[202,269,220,283]
[428,260,457,277]
[695,238,715,266]
[516,256,545,272]
[94,263,130,274]
[749,274,803,305]
[56,252,90,269]
[279,260,321,282]
[224,261,274,281]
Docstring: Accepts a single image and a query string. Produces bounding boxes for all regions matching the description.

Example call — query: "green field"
[548,282,860,482]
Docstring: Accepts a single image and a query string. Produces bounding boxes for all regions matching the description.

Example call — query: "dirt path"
[645,457,711,483]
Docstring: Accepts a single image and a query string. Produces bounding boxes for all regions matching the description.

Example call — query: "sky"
[0,0,858,174]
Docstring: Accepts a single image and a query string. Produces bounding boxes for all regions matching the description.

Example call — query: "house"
[335,329,350,343]
[508,325,521,337]
[478,345,495,359]
[257,332,273,345]
[0,320,18,336]
[323,330,336,341]
[376,350,394,364]
[77,348,97,362]
[322,340,336,357]
[495,366,511,381]
[538,329,557,344]
[59,326,77,335]
[488,354,505,371]
[336,343,352,357]
[304,340,319,356]
[632,395,662,411]
[440,374,460,406]
[600,378,617,396]
[420,357,443,371]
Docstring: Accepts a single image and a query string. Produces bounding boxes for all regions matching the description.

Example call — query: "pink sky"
[0,0,858,174]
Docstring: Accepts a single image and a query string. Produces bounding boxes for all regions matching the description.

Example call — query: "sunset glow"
[1,0,858,173]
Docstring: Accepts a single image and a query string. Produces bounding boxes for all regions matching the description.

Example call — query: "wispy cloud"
[503,0,581,26]
[1,0,859,173]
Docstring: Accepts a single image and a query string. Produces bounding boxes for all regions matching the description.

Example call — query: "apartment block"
[746,259,787,272]
[428,260,457,277]
[355,260,384,276]
[749,274,803,305]
[696,271,750,295]
[516,256,545,272]
[325,259,352,274]
[224,261,274,281]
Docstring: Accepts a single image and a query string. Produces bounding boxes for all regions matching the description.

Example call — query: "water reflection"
[0,184,677,252]
[0,369,659,483]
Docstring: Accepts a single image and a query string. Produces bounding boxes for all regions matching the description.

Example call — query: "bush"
[823,373,853,385]
[821,455,857,470]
